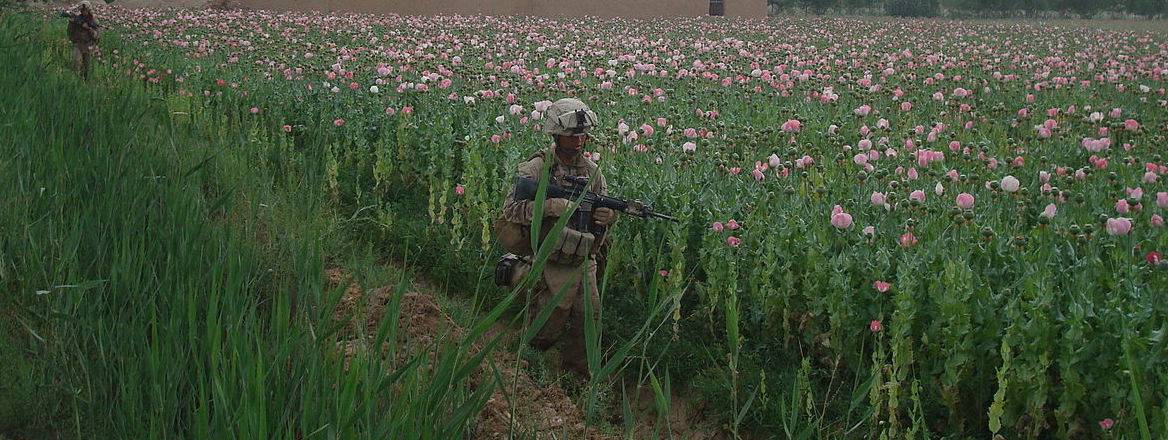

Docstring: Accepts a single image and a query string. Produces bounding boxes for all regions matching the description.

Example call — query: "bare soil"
[629,383,730,440]
[325,265,731,439]
[325,267,601,439]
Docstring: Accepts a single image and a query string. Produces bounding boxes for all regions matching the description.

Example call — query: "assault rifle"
[512,175,677,237]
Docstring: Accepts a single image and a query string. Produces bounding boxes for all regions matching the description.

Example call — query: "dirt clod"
[325,265,727,440]
[325,267,598,438]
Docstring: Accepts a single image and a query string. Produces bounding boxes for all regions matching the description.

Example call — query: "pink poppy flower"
[768,154,781,168]
[831,212,853,229]
[899,231,918,247]
[1041,203,1057,219]
[1116,199,1130,214]
[1106,218,1133,236]
[1000,176,1020,192]
[781,119,802,133]
[795,155,814,168]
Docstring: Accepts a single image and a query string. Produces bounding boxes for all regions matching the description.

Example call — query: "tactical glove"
[593,207,617,226]
[542,198,574,217]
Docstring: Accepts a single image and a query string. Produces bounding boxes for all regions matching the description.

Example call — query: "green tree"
[799,0,837,14]
[886,0,940,16]
[841,0,878,10]
[768,0,800,12]
[1124,0,1167,17]
[1061,0,1104,16]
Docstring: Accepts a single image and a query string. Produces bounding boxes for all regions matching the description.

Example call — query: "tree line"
[769,0,1168,18]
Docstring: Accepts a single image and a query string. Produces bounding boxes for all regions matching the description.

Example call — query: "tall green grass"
[0,13,684,439]
[0,13,501,439]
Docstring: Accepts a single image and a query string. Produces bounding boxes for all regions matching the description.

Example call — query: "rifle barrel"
[650,212,678,222]
[513,176,676,222]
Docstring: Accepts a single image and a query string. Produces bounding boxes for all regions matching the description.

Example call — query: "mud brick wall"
[235,0,767,18]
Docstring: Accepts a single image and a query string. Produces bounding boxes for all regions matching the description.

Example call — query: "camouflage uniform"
[63,2,99,78]
[496,98,614,376]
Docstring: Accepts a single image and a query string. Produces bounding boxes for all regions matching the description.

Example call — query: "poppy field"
[51,6,1168,438]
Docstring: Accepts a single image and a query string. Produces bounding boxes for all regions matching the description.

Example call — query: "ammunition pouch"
[547,227,595,266]
[492,215,595,267]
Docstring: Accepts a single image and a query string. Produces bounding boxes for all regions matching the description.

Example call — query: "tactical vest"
[67,17,98,45]
[494,149,603,266]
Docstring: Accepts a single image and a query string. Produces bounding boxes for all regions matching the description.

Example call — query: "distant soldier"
[494,98,617,378]
[60,1,100,78]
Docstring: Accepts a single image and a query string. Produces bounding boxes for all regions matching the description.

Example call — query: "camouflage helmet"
[542,98,598,136]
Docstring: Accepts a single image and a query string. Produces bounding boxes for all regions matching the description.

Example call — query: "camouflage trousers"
[528,258,599,376]
[73,42,94,78]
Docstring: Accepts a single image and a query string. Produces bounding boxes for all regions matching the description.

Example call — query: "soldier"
[495,98,617,378]
[60,1,100,79]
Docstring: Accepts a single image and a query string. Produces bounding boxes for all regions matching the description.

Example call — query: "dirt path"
[326,267,602,439]
[324,265,732,439]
